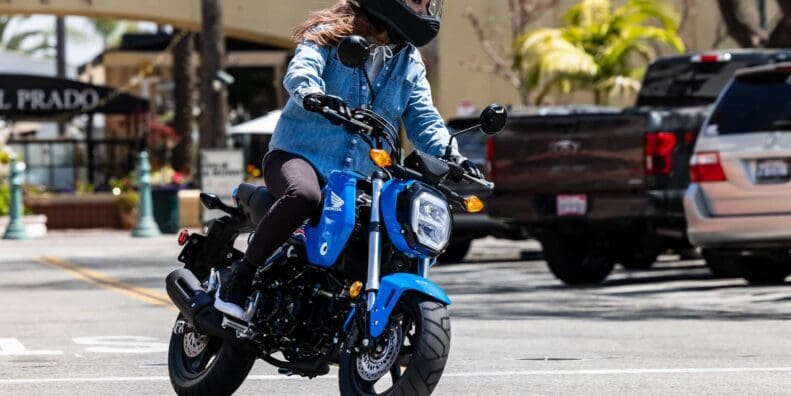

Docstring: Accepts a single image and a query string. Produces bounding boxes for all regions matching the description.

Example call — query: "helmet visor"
[400,0,445,17]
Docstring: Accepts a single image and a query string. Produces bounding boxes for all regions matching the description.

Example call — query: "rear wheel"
[439,240,472,264]
[618,250,659,270]
[738,257,790,285]
[339,295,451,396]
[541,234,615,285]
[168,315,256,396]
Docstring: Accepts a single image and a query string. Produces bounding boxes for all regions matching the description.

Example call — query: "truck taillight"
[645,132,677,175]
[690,151,727,182]
[486,137,496,180]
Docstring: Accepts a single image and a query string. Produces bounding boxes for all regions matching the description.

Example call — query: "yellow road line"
[36,256,177,311]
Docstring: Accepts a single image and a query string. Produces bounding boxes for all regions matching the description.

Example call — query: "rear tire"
[618,250,659,270]
[168,315,256,396]
[339,295,451,396]
[738,257,790,285]
[439,240,472,264]
[541,234,615,285]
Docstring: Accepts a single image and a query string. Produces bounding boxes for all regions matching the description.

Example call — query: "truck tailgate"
[488,114,648,220]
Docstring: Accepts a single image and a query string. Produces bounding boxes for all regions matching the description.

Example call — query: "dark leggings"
[244,150,323,266]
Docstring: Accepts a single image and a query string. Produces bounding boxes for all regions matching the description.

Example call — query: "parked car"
[684,62,791,284]
[486,49,791,285]
[439,116,527,263]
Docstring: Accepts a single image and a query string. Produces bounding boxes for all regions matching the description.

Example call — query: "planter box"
[26,194,121,229]
[0,214,48,237]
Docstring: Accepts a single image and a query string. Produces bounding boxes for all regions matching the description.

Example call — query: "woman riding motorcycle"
[222,0,482,306]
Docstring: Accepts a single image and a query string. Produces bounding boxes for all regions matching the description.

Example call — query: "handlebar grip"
[304,96,323,112]
[462,173,495,190]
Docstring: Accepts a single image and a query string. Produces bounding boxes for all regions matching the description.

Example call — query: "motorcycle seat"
[235,183,276,225]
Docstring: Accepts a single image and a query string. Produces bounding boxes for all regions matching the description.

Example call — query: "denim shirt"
[269,40,461,180]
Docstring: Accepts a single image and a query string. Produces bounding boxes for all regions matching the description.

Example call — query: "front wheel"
[339,295,451,396]
[541,234,615,285]
[168,315,256,396]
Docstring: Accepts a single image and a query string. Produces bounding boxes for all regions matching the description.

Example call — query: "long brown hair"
[293,1,386,47]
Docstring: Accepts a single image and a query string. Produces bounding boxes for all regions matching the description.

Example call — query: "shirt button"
[351,138,358,145]
[362,86,367,91]
[345,157,352,164]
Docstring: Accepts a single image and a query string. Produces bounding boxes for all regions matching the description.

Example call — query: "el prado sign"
[0,88,101,112]
[0,74,148,119]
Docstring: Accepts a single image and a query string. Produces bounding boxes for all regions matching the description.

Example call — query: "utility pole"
[171,30,194,173]
[199,0,227,150]
[56,16,66,137]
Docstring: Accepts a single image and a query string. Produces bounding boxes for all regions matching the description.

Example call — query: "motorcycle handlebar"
[306,98,494,190]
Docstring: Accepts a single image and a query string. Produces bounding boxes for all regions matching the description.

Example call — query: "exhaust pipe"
[165,268,234,340]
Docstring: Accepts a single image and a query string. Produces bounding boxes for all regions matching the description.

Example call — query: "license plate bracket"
[557,194,588,216]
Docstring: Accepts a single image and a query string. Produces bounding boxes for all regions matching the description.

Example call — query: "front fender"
[369,273,451,338]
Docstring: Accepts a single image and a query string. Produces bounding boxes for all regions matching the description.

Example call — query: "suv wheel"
[541,234,614,285]
[618,249,659,270]
[738,257,790,285]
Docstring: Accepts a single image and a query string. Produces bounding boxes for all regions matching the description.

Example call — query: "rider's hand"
[303,93,352,125]
[459,159,484,180]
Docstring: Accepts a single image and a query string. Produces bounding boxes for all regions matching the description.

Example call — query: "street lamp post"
[3,155,27,240]
[131,151,162,238]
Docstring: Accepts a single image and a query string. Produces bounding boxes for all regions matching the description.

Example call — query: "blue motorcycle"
[165,36,507,396]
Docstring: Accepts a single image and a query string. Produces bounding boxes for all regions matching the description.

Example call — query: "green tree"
[515,0,686,105]
[0,16,49,55]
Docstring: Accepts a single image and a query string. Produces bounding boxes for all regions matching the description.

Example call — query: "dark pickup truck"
[486,49,791,285]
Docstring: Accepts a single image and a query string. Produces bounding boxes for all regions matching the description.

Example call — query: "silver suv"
[684,62,791,284]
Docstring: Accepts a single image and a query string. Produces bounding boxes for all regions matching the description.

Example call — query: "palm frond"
[611,0,680,32]
[563,0,612,27]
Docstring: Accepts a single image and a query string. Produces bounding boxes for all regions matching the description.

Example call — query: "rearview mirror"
[200,192,222,210]
[479,104,508,135]
[337,35,371,68]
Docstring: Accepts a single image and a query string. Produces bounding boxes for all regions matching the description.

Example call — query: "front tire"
[168,315,256,396]
[339,295,451,396]
[541,234,615,285]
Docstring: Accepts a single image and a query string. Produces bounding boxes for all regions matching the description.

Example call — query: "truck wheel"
[541,236,614,285]
[439,240,472,264]
[738,257,790,285]
[702,249,740,278]
[618,250,659,270]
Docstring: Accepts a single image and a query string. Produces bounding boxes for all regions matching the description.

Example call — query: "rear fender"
[369,273,451,338]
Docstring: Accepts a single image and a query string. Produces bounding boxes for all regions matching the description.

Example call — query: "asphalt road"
[1,231,790,395]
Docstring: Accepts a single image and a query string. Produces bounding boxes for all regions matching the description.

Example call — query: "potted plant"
[110,176,138,230]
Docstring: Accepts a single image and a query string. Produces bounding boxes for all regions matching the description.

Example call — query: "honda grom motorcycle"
[165,36,507,396]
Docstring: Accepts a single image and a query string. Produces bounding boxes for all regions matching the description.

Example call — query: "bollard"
[131,151,162,238]
[3,155,27,240]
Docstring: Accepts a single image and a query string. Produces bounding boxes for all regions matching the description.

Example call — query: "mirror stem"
[444,124,481,159]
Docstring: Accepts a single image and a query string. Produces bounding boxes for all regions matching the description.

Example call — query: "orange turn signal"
[369,149,393,167]
[349,281,364,299]
[463,196,484,213]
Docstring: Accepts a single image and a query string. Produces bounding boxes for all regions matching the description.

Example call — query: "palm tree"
[0,16,50,56]
[514,0,686,105]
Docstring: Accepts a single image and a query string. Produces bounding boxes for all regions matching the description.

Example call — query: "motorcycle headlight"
[410,192,451,252]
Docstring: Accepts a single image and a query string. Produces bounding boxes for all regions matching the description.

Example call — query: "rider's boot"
[219,258,256,308]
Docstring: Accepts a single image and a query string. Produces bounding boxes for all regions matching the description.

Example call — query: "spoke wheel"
[339,295,451,396]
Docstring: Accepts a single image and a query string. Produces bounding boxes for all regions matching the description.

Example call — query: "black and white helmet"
[351,0,444,47]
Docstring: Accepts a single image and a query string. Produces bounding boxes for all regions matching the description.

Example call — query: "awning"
[229,110,281,135]
[0,74,149,120]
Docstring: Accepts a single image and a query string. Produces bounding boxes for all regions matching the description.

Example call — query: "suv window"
[707,71,791,135]
[637,60,753,107]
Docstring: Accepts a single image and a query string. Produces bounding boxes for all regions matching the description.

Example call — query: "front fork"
[362,172,434,339]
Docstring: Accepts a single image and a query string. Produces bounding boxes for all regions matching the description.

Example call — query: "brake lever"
[446,161,495,190]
